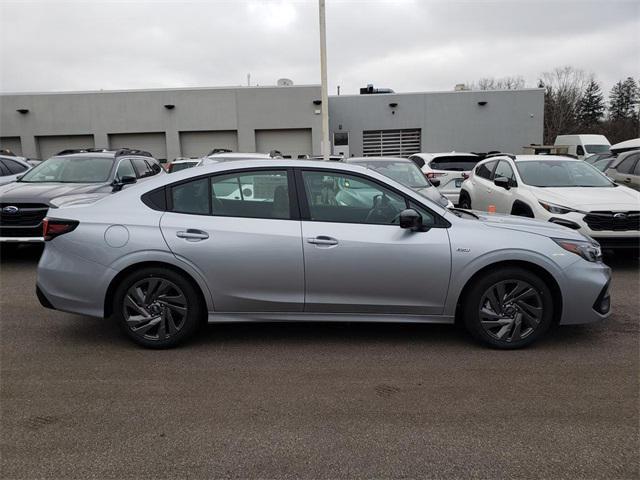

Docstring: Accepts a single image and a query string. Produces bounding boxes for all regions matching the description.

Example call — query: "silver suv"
[36,160,611,349]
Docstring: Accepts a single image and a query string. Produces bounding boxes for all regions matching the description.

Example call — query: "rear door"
[298,168,451,315]
[469,160,497,211]
[160,168,304,312]
[611,153,639,190]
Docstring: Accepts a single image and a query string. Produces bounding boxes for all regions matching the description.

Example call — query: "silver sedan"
[37,160,611,349]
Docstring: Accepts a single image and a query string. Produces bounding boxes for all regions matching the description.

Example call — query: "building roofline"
[329,87,544,98]
[0,84,321,96]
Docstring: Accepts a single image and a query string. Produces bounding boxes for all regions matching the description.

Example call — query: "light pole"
[318,0,330,161]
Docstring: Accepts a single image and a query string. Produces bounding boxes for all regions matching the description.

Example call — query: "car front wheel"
[462,267,554,349]
[113,267,204,348]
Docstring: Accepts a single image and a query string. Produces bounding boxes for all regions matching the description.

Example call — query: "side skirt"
[207,312,455,324]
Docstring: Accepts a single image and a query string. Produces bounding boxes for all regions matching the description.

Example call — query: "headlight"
[553,238,602,262]
[539,201,576,215]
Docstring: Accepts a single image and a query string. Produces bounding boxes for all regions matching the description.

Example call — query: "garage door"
[109,133,167,161]
[255,129,312,158]
[0,137,22,156]
[179,131,238,158]
[37,135,94,159]
[362,129,421,158]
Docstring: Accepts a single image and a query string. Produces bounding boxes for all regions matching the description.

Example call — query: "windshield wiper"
[448,208,479,219]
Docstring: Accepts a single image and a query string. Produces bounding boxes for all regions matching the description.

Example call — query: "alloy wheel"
[478,279,543,343]
[122,277,188,341]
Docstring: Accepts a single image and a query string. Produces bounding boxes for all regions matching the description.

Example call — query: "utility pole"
[318,0,330,161]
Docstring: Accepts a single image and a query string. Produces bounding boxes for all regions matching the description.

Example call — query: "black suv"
[0,148,164,243]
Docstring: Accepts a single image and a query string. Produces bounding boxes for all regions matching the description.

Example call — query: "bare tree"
[472,76,526,90]
[539,66,588,144]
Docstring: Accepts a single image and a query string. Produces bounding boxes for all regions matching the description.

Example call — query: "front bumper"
[559,259,612,325]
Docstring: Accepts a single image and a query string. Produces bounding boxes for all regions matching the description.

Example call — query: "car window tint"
[132,158,153,178]
[211,170,290,220]
[302,170,406,225]
[475,161,496,179]
[116,159,136,181]
[171,178,210,215]
[494,160,517,186]
[616,156,637,174]
[2,158,28,174]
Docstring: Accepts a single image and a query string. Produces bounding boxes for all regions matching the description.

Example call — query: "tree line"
[467,67,639,145]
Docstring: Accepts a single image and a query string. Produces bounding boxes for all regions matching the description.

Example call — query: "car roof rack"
[269,150,283,158]
[208,148,233,156]
[484,152,516,160]
[0,148,17,156]
[115,148,153,158]
[56,148,112,155]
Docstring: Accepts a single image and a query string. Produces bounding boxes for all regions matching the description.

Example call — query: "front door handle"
[176,229,209,241]
[307,236,338,246]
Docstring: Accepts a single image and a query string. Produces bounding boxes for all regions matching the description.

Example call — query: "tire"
[113,267,204,348]
[459,191,472,209]
[462,267,553,349]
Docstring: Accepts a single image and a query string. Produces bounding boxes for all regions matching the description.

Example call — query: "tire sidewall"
[463,267,554,349]
[113,267,203,348]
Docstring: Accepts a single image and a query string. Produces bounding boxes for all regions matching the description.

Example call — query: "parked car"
[591,156,619,172]
[585,152,614,164]
[344,157,453,208]
[0,148,164,243]
[36,159,611,350]
[459,155,640,250]
[408,152,481,205]
[167,158,200,173]
[554,134,611,160]
[610,138,640,155]
[604,150,640,191]
[0,155,31,186]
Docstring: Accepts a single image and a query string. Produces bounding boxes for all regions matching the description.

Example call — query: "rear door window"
[616,155,638,174]
[475,161,497,180]
[171,178,210,215]
[430,155,479,171]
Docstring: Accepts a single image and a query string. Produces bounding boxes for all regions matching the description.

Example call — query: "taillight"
[426,172,446,179]
[43,218,79,241]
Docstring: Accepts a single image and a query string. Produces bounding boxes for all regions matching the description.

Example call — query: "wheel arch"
[104,261,209,319]
[454,260,563,325]
[510,200,534,217]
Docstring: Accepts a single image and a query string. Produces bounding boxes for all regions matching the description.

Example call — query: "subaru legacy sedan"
[36,160,611,349]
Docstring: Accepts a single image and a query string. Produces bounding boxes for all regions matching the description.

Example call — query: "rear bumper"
[0,236,44,242]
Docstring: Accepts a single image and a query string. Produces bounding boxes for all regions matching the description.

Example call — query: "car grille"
[0,203,49,237]
[583,211,640,231]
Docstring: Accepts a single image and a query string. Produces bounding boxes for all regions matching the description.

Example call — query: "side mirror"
[112,175,137,192]
[399,208,427,231]
[430,179,440,187]
[494,176,511,190]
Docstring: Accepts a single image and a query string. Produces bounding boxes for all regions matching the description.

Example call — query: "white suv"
[409,152,480,205]
[459,155,640,250]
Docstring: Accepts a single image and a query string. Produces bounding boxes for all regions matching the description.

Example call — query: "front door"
[160,169,304,312]
[491,159,518,213]
[469,160,498,212]
[298,169,451,314]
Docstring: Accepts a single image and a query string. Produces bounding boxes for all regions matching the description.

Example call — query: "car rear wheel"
[462,267,553,349]
[113,267,204,348]
[459,191,472,209]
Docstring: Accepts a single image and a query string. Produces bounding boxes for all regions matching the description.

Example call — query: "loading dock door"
[255,128,312,158]
[37,135,95,159]
[0,137,22,156]
[179,131,238,158]
[109,133,167,161]
[362,129,422,158]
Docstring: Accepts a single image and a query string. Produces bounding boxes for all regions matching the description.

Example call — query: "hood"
[0,181,111,205]
[476,212,588,241]
[49,192,112,208]
[530,185,640,211]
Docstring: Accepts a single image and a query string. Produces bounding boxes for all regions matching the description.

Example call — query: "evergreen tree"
[609,77,639,120]
[577,78,605,129]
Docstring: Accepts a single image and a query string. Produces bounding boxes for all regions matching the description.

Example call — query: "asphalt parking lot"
[1,246,638,479]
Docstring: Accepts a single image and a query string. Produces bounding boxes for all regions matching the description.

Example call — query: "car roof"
[346,156,412,163]
[171,159,200,164]
[414,152,479,159]
[611,138,640,151]
[208,152,272,158]
[481,154,580,163]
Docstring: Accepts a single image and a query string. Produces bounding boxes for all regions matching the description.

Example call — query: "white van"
[554,134,611,159]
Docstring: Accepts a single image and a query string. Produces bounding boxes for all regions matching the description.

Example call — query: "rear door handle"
[176,229,209,241]
[307,236,338,246]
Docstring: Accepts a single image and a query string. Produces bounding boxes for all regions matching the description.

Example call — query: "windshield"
[351,161,430,188]
[585,144,610,154]
[516,160,614,187]
[20,156,113,183]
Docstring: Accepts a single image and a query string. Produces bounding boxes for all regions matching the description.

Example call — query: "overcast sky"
[0,0,638,96]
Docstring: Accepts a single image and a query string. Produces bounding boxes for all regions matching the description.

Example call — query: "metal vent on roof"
[362,129,421,158]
